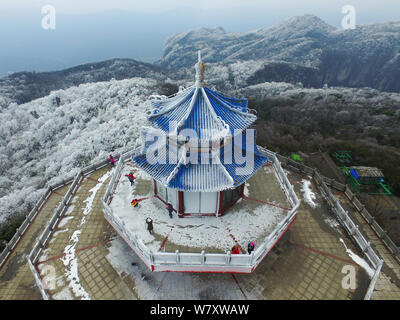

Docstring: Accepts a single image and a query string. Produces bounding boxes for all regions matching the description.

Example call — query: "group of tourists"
[231,242,255,255]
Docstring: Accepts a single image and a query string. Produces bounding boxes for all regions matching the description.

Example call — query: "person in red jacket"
[125,172,136,186]
[109,154,115,167]
[231,244,240,254]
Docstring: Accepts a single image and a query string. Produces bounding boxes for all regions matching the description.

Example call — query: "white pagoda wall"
[183,191,218,214]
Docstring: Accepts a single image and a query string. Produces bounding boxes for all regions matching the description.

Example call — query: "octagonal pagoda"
[133,52,268,217]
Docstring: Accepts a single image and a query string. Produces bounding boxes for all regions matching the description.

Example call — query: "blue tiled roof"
[136,85,267,191]
[148,86,256,140]
[133,136,268,192]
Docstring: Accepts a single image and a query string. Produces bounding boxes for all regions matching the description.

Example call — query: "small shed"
[349,166,384,184]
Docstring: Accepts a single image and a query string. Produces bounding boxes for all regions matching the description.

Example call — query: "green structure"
[340,166,392,196]
[290,153,301,162]
[333,151,352,164]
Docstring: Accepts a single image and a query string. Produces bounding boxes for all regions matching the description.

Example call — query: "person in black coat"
[167,203,174,218]
[146,218,153,234]
[247,241,255,254]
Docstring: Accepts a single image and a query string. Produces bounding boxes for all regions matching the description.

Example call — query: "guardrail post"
[250,251,254,265]
[201,250,205,264]
[175,250,180,264]
[149,252,154,264]
[225,251,231,264]
[368,216,375,225]
[363,242,371,253]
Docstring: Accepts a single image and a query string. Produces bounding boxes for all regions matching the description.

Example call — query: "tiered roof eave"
[133,51,267,192]
[148,85,256,143]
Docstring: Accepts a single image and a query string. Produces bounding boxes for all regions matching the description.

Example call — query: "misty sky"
[0,0,399,76]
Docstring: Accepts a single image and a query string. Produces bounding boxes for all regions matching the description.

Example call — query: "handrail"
[22,146,137,299]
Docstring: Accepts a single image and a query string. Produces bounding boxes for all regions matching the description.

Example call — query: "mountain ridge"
[1,14,400,109]
[0,58,174,106]
[156,14,400,92]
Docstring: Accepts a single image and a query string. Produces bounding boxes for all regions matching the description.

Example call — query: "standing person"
[231,244,240,254]
[125,172,136,186]
[109,154,115,167]
[167,203,174,219]
[247,241,255,254]
[146,218,153,234]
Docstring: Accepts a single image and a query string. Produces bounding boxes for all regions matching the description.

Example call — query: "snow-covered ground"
[110,164,285,253]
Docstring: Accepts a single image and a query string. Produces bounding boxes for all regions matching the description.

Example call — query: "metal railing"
[102,146,300,273]
[272,153,385,300]
[0,187,52,268]
[276,154,399,262]
[4,144,390,299]
[25,150,129,300]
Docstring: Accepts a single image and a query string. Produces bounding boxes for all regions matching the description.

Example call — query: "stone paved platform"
[0,184,69,300]
[1,165,399,300]
[109,163,290,255]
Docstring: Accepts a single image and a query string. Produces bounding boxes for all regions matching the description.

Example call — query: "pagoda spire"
[194,50,206,87]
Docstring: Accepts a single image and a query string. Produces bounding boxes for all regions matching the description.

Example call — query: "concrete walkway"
[0,184,69,300]
[334,192,400,300]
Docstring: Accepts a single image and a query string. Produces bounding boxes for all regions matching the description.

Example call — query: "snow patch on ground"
[58,170,112,300]
[53,228,69,237]
[49,228,70,244]
[324,216,341,233]
[339,238,375,278]
[300,179,319,208]
[60,230,89,299]
[58,216,74,228]
[244,182,250,197]
[65,204,75,216]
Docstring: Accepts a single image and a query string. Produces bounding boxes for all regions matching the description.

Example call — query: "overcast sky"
[0,0,399,76]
